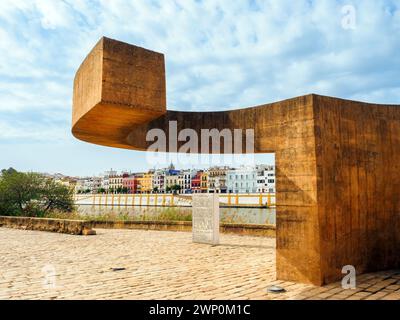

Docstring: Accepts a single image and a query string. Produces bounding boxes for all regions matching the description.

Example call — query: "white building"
[75,178,88,193]
[178,170,195,194]
[101,169,117,192]
[207,166,229,193]
[208,175,227,193]
[76,177,102,194]
[256,165,276,193]
[92,177,103,193]
[226,167,257,194]
[109,174,124,193]
[152,169,165,193]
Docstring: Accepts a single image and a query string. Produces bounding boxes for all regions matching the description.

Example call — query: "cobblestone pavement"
[1,227,400,300]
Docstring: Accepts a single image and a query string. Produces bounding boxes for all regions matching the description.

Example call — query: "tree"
[153,187,159,193]
[40,178,75,214]
[171,184,181,194]
[1,167,17,176]
[0,170,74,217]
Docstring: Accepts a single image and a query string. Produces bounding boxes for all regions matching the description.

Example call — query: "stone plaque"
[192,194,219,245]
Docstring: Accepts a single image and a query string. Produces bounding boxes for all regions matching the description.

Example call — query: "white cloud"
[34,0,74,29]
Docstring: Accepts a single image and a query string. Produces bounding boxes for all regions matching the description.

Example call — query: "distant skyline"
[41,158,277,178]
[1,1,399,176]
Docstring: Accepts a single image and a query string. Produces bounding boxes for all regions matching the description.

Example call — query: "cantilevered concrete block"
[72,37,166,149]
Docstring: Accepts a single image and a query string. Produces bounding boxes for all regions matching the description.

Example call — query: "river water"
[77,205,276,225]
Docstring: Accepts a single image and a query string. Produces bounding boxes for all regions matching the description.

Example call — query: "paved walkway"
[1,227,400,300]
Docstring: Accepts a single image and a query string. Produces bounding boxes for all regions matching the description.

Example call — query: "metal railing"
[74,193,276,208]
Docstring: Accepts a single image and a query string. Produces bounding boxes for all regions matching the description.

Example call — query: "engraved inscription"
[192,194,219,245]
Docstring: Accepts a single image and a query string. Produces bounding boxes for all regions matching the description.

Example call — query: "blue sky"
[0,0,399,176]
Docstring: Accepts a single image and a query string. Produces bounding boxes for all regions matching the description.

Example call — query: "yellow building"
[200,171,209,193]
[139,172,154,193]
[134,173,143,193]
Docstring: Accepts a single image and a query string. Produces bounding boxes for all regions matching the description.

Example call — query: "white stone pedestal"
[192,194,219,245]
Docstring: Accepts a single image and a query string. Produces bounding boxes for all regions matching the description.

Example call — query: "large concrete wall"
[313,95,400,284]
[71,37,400,285]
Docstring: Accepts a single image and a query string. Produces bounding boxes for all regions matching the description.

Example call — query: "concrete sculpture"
[72,37,400,285]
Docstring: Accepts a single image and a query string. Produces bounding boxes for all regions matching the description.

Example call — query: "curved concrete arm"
[72,37,316,153]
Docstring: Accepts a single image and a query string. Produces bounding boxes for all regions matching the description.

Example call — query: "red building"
[122,175,138,194]
[191,172,202,193]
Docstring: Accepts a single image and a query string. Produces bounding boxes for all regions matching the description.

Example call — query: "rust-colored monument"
[72,37,400,286]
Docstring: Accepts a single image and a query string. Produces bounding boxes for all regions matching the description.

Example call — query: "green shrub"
[0,169,74,217]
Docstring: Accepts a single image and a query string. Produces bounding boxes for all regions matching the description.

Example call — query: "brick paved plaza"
[1,227,400,300]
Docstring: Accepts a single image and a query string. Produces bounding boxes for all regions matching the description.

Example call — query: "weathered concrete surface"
[89,220,192,232]
[1,228,400,300]
[0,216,96,235]
[88,220,276,237]
[220,223,276,237]
[72,37,400,285]
[313,95,400,285]
[72,37,166,149]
